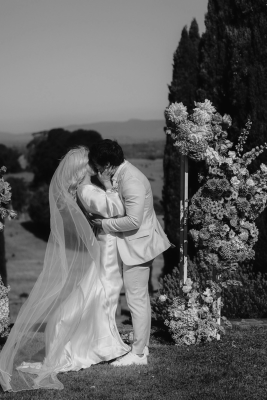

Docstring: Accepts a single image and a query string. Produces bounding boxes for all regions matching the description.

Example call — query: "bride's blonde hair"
[60,146,95,199]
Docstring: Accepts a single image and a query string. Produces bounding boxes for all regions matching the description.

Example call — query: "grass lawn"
[0,326,266,400]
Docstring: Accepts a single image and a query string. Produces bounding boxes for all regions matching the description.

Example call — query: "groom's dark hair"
[90,139,124,167]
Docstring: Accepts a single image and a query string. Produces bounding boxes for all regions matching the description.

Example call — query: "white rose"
[159,294,167,303]
[246,178,255,187]
[260,163,267,174]
[228,151,236,159]
[231,176,241,186]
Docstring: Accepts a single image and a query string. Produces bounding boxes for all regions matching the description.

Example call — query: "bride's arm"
[77,186,124,219]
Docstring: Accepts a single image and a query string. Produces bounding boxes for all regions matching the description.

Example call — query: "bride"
[0,146,130,392]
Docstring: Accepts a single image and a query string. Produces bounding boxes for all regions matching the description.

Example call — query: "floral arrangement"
[160,99,267,344]
[160,278,229,346]
[165,100,227,161]
[0,276,10,338]
[0,166,16,338]
[0,166,16,230]
[165,100,267,281]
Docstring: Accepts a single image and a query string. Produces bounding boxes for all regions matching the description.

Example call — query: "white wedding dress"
[0,170,129,391]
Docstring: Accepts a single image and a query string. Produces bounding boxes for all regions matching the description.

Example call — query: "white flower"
[194,99,216,115]
[228,151,236,159]
[203,296,214,304]
[260,163,267,174]
[203,288,212,297]
[246,178,255,187]
[185,278,193,286]
[222,114,232,127]
[7,210,17,220]
[165,103,188,124]
[192,109,212,125]
[224,157,233,165]
[159,294,167,303]
[239,168,248,176]
[205,147,222,165]
[182,285,192,294]
[231,176,241,186]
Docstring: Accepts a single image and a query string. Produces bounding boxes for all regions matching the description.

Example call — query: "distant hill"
[66,119,166,144]
[0,132,33,148]
[0,119,166,147]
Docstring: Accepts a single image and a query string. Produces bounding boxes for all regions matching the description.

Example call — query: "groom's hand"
[91,218,103,228]
[88,213,105,228]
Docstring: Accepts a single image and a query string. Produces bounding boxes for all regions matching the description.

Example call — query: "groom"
[90,139,171,366]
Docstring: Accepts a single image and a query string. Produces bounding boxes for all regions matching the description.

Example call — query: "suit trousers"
[123,259,153,355]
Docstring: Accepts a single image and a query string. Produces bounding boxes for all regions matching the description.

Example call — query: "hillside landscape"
[0,119,166,147]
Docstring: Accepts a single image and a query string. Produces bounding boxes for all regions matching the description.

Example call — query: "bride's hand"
[97,167,115,190]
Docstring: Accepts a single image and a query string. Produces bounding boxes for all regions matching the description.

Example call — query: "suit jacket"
[102,161,171,265]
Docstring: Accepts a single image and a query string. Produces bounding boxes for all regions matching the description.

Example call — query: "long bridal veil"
[0,151,105,391]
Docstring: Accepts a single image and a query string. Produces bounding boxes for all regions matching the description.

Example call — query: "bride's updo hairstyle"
[58,146,95,199]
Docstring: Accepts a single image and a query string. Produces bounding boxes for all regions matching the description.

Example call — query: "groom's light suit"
[102,160,170,354]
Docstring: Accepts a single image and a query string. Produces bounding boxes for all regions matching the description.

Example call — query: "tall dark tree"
[27,128,102,186]
[198,0,267,273]
[163,19,200,274]
[198,0,267,151]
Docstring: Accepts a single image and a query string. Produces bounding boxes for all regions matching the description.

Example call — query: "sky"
[0,0,208,134]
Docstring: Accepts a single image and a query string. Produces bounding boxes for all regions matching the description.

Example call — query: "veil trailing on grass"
[0,153,105,391]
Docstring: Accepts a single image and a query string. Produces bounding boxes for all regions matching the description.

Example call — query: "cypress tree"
[163,20,200,275]
[198,0,267,273]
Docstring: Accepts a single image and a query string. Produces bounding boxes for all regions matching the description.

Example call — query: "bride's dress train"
[0,167,129,391]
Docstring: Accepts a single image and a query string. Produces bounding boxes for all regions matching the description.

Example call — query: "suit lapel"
[114,162,127,200]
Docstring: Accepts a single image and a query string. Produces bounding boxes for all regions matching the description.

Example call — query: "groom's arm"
[101,177,146,234]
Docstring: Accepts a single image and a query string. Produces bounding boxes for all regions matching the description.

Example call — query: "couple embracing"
[0,140,171,392]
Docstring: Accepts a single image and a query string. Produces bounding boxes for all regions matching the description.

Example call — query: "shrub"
[6,177,29,214]
[151,266,180,325]
[28,184,50,227]
[153,259,267,325]
[222,264,267,318]
[152,259,212,325]
[0,145,21,173]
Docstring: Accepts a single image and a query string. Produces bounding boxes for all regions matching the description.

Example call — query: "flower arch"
[158,99,267,345]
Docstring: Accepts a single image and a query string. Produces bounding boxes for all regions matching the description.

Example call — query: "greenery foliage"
[6,177,29,214]
[28,184,50,227]
[223,263,267,318]
[27,128,102,187]
[0,145,21,173]
[26,128,102,227]
[121,140,164,160]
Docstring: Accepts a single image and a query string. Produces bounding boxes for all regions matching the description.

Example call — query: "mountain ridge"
[0,119,166,147]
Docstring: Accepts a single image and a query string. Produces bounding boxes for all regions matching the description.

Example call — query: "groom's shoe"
[111,352,147,366]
